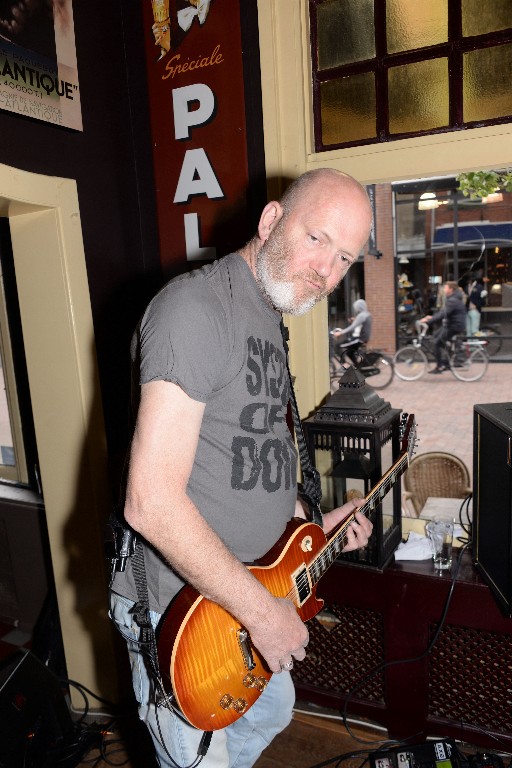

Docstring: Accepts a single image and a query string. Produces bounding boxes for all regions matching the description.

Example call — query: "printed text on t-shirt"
[230,336,297,493]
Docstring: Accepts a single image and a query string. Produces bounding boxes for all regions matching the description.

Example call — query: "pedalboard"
[370,740,507,768]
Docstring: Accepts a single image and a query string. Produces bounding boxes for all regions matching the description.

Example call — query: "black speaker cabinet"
[473,402,512,617]
[0,649,74,767]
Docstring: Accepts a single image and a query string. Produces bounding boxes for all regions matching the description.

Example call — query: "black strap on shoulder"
[131,541,157,649]
[280,320,323,527]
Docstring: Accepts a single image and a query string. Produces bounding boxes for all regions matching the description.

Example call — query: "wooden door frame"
[1,163,116,708]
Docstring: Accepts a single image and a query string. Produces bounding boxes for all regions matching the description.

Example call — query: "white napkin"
[394,531,433,561]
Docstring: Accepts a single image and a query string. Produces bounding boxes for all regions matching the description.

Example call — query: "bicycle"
[330,341,394,390]
[445,335,489,381]
[393,322,437,380]
[393,322,489,382]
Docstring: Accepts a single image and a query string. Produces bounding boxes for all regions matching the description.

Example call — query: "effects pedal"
[370,739,468,768]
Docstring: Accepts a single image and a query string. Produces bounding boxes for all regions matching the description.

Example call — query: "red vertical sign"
[142,0,251,276]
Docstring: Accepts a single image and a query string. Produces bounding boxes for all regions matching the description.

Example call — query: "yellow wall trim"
[1,164,117,708]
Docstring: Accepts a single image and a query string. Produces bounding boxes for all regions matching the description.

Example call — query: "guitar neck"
[308,451,410,587]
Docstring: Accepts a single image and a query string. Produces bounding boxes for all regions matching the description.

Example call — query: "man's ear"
[258,202,284,242]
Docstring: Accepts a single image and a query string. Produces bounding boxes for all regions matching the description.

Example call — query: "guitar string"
[284,429,417,605]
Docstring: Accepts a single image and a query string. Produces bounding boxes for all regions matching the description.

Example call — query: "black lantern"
[302,366,403,569]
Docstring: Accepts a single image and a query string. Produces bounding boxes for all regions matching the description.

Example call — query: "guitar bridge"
[237,629,255,670]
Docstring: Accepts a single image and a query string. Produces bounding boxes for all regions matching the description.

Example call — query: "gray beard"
[256,255,319,316]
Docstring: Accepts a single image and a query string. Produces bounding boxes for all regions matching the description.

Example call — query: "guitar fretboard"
[307,441,413,586]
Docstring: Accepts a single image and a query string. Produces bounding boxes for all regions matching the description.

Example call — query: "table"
[400,497,470,542]
[420,496,472,521]
[292,550,512,750]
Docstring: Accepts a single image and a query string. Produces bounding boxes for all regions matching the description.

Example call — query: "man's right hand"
[245,595,309,674]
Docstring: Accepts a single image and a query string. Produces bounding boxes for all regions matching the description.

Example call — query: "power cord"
[307,540,472,768]
[342,541,471,742]
[107,590,209,768]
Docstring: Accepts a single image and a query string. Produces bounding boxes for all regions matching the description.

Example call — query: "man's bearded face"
[255,217,332,316]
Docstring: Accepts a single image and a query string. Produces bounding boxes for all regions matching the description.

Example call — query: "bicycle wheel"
[393,346,429,381]
[449,347,488,382]
[478,326,502,357]
[362,353,394,389]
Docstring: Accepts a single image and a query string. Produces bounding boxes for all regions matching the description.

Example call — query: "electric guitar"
[157,414,417,732]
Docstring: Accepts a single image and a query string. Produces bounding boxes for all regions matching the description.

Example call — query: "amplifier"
[473,402,512,617]
[0,649,74,768]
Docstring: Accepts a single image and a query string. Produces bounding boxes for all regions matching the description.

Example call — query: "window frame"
[309,0,512,152]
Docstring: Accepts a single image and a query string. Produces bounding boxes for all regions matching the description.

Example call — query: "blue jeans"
[467,308,481,336]
[110,592,295,768]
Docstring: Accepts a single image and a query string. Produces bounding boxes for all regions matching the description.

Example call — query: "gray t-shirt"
[113,252,298,614]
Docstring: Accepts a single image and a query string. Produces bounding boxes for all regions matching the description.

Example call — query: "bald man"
[111,169,374,767]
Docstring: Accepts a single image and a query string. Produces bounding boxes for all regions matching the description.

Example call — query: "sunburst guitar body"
[157,414,417,732]
[157,519,326,732]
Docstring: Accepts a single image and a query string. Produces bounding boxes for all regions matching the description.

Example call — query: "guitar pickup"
[237,629,255,670]
[293,564,311,606]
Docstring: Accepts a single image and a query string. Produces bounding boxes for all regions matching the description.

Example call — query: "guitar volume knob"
[219,694,234,710]
[242,673,268,691]
[233,697,248,714]
[255,677,268,692]
[219,694,248,714]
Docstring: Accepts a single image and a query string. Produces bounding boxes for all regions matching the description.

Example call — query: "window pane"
[464,44,512,122]
[320,72,376,145]
[388,58,449,134]
[0,359,15,467]
[316,0,375,70]
[387,0,448,53]
[0,269,21,482]
[0,238,28,485]
[462,0,512,37]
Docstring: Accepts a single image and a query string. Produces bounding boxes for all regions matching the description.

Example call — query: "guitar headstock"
[399,413,418,462]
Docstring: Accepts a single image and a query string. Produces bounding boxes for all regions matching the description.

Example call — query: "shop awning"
[433,221,512,249]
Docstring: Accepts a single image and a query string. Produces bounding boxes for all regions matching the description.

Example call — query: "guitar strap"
[131,541,156,647]
[280,320,323,527]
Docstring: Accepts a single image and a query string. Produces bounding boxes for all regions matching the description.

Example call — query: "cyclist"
[420,281,467,374]
[331,298,372,365]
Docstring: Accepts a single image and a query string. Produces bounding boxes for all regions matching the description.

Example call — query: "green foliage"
[457,169,512,198]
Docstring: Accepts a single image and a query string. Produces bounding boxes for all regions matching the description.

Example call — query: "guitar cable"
[108,590,212,767]
[106,477,213,765]
[339,537,472,748]
[306,537,473,768]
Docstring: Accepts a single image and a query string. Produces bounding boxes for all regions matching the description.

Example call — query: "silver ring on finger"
[281,660,294,671]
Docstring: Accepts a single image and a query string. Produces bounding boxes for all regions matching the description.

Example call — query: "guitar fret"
[310,427,416,587]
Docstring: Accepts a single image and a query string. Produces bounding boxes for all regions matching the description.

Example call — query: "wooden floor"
[254,709,387,768]
[76,707,388,768]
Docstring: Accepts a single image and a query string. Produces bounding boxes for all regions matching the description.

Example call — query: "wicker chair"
[403,451,472,516]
